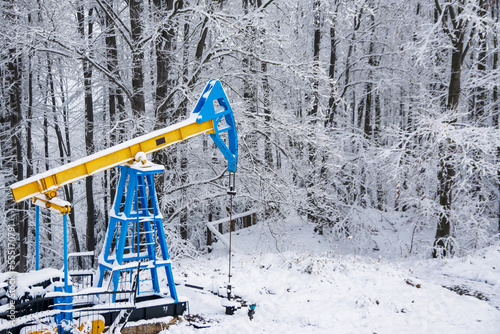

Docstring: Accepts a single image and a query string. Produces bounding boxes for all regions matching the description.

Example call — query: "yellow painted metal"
[33,195,71,214]
[19,315,105,334]
[10,118,215,204]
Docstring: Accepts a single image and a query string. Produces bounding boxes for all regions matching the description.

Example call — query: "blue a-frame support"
[97,163,178,301]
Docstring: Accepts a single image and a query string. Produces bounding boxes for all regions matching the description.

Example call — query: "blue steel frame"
[97,165,178,301]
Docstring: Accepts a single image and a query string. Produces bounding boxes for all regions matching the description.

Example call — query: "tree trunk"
[2,29,28,271]
[103,0,126,224]
[10,53,27,272]
[42,76,52,244]
[310,0,321,119]
[129,0,146,120]
[179,0,189,240]
[242,0,258,122]
[364,11,377,139]
[153,0,174,123]
[433,0,466,257]
[77,3,96,252]
[26,51,33,179]
[0,0,27,272]
[306,0,321,227]
[326,20,337,127]
[493,0,500,232]
[254,0,273,170]
[473,2,487,123]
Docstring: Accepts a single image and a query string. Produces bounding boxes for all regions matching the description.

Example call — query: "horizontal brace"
[216,125,233,133]
[206,210,258,226]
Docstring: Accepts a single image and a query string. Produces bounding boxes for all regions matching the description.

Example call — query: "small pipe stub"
[221,284,238,315]
[227,172,236,196]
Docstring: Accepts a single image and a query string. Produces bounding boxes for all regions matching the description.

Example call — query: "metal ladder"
[97,164,178,302]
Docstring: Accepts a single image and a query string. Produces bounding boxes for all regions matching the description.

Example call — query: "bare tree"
[432,0,479,257]
[129,0,146,121]
[77,1,96,252]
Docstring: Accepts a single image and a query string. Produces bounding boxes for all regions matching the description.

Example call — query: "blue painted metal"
[54,214,73,333]
[54,283,73,333]
[63,214,69,291]
[35,205,40,271]
[194,80,238,172]
[97,164,178,302]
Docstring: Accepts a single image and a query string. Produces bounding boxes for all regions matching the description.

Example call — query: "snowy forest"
[1,0,500,274]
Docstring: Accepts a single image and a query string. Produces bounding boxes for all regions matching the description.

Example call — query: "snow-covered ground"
[158,219,500,334]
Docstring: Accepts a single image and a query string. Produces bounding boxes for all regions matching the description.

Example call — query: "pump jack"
[4,80,237,334]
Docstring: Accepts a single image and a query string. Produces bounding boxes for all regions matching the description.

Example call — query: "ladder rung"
[124,241,155,247]
[142,260,171,267]
[124,232,154,238]
[121,256,146,261]
[138,290,155,294]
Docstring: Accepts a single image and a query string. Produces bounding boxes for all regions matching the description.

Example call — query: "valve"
[221,283,238,315]
[248,303,256,320]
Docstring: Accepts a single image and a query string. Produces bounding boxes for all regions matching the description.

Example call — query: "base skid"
[0,295,187,334]
[103,295,188,326]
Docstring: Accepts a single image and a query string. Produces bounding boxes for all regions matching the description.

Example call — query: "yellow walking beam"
[10,117,215,203]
